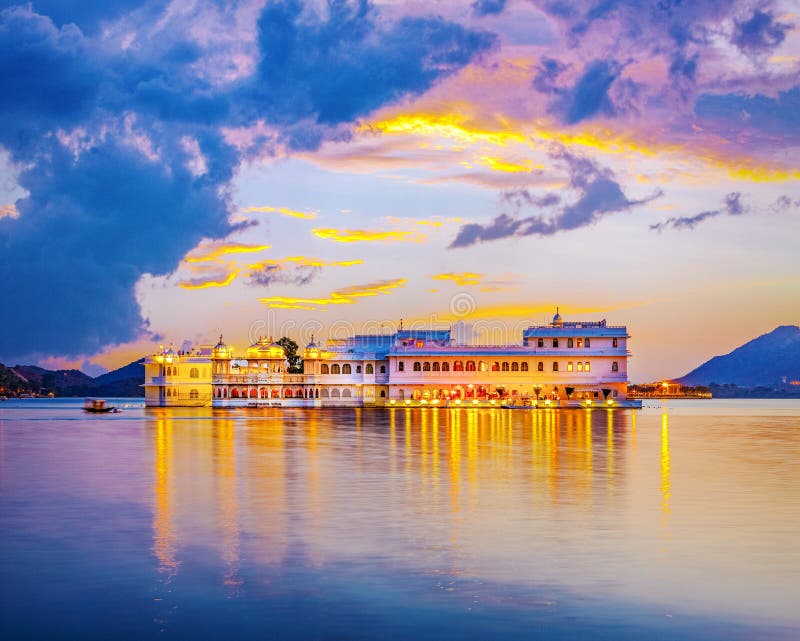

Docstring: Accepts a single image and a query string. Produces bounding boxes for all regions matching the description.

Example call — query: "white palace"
[144,310,640,409]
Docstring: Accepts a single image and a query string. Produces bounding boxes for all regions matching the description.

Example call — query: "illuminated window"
[553,362,559,372]
[342,364,352,374]
[442,362,450,372]
[611,361,618,372]
[190,368,199,378]
[398,362,405,372]
[567,338,574,348]
[189,389,199,400]
[423,362,431,371]
[478,361,487,372]
[585,362,591,372]
[413,361,421,371]
[432,362,440,372]
[577,362,583,372]
[415,340,424,348]
[520,362,528,372]
[577,338,583,348]
[553,338,559,348]
[567,362,573,371]
[612,338,618,348]
[321,364,329,374]
[537,338,544,348]
[331,364,341,374]
[492,362,500,372]
[366,364,374,374]
[454,360,463,372]
[511,362,519,372]
[537,361,544,372]
[502,362,509,372]
[466,361,476,371]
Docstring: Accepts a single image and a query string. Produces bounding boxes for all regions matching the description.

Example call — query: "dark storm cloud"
[0,0,494,360]
[450,150,660,248]
[732,9,791,52]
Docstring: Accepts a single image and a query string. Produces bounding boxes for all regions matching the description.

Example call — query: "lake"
[1,399,798,640]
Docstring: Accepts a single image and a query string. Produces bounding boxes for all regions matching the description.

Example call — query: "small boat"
[83,398,120,413]
[501,404,538,410]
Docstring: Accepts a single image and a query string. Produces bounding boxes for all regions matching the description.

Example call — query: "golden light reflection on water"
[138,404,800,627]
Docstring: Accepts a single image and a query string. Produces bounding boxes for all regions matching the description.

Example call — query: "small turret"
[552,306,563,327]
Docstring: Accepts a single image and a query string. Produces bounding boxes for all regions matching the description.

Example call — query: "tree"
[277,337,303,373]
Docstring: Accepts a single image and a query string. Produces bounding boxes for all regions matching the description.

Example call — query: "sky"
[0,0,798,382]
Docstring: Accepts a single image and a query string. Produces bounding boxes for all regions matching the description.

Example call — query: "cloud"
[312,228,426,243]
[556,59,621,124]
[258,277,407,310]
[732,10,791,53]
[240,205,317,219]
[247,256,362,287]
[184,242,271,263]
[0,203,19,218]
[450,149,661,247]
[179,265,241,289]
[472,0,506,17]
[650,192,747,231]
[432,272,484,286]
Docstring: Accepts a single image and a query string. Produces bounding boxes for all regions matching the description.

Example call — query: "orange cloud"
[312,228,426,243]
[179,267,240,290]
[0,204,19,219]
[259,278,407,310]
[240,205,317,219]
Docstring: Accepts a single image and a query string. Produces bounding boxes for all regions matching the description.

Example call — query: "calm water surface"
[1,399,798,640]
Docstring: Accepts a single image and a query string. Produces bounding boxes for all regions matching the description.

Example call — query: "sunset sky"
[1,0,798,381]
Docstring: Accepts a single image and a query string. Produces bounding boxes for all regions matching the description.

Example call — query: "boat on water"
[83,399,121,413]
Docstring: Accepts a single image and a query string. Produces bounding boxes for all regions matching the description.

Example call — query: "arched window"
[466,361,476,371]
[502,362,509,372]
[585,362,591,372]
[284,388,293,398]
[577,362,583,372]
[537,361,544,372]
[611,361,618,372]
[478,361,487,372]
[537,338,544,348]
[398,362,405,372]
[356,365,361,373]
[342,364,352,374]
[321,388,329,398]
[453,360,463,371]
[331,388,340,398]
[567,362,574,371]
[413,362,421,371]
[491,362,499,372]
[342,388,352,398]
[166,367,172,376]
[331,364,341,374]
[423,362,431,371]
[553,362,559,372]
[567,338,574,348]
[189,389,199,400]
[260,388,268,398]
[380,390,386,398]
[442,362,450,372]
[585,338,591,348]
[321,364,329,374]
[511,362,519,372]
[190,367,199,378]
[577,338,583,348]
[612,338,618,348]
[553,338,559,348]
[521,362,528,372]
[366,364,374,374]
[249,388,257,398]
[432,362,440,372]
[380,365,386,373]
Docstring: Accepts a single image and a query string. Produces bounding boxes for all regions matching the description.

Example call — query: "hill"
[676,325,800,387]
[12,365,94,390]
[0,359,145,397]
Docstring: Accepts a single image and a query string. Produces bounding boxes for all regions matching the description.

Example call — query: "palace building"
[144,310,638,408]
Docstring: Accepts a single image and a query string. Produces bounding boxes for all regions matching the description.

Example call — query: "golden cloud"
[312,228,426,243]
[240,205,317,219]
[248,256,364,269]
[259,278,407,310]
[184,241,271,263]
[432,272,484,286]
[0,204,19,219]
